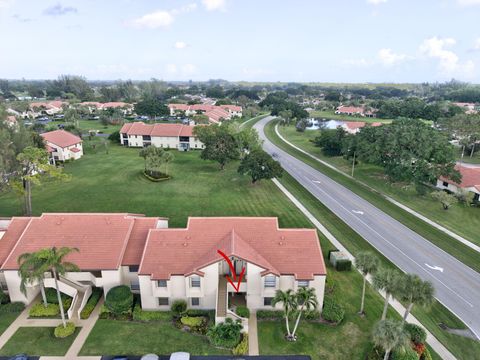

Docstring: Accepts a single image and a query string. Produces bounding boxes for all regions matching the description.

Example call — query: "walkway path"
[274,123,480,253]
[248,311,259,355]
[272,178,457,360]
[0,297,103,359]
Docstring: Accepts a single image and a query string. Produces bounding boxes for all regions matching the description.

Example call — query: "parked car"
[8,354,29,360]
[170,352,190,360]
[141,355,159,360]
[112,356,129,360]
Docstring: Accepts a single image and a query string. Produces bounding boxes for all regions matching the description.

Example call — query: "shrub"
[54,321,76,338]
[0,291,9,304]
[335,259,352,271]
[180,316,205,327]
[45,288,72,309]
[108,130,120,143]
[404,323,427,344]
[29,303,59,317]
[185,309,213,317]
[365,346,384,360]
[133,303,172,322]
[256,310,284,320]
[80,288,103,319]
[99,304,112,319]
[391,346,419,360]
[420,347,433,360]
[325,276,336,294]
[105,285,133,315]
[0,302,25,313]
[235,306,250,318]
[171,299,187,316]
[321,296,345,323]
[304,310,321,320]
[207,318,243,349]
[232,334,248,355]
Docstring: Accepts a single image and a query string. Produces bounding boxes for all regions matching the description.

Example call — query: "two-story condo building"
[120,122,204,151]
[40,129,83,163]
[0,214,326,326]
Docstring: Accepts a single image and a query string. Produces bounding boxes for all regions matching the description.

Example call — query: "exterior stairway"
[216,276,227,319]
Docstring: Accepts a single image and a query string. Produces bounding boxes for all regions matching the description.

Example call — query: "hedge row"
[0,302,25,313]
[29,303,59,317]
[80,288,103,319]
[321,296,345,323]
[133,303,172,322]
[232,334,248,355]
[256,309,320,321]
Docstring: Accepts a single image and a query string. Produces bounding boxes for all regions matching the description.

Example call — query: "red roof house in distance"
[168,103,242,123]
[0,215,326,325]
[120,122,203,151]
[437,164,480,202]
[342,121,383,134]
[335,105,376,118]
[40,129,83,162]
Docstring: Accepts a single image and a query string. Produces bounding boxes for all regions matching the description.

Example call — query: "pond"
[305,119,347,130]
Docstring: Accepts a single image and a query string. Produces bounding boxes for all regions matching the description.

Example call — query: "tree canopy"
[237,149,283,184]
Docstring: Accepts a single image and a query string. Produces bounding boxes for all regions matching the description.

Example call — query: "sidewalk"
[248,311,259,355]
[274,124,480,254]
[273,178,457,360]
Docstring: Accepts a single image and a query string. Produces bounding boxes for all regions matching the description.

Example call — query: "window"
[157,280,167,287]
[91,271,102,278]
[298,280,309,287]
[190,276,201,288]
[158,297,169,306]
[442,181,449,187]
[264,297,273,306]
[130,281,140,291]
[191,297,200,306]
[128,265,139,272]
[264,276,276,288]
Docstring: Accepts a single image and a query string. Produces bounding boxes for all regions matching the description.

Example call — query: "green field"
[0,327,80,356]
[0,313,18,336]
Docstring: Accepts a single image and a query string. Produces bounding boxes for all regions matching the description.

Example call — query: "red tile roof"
[440,165,480,188]
[122,218,160,266]
[120,122,195,137]
[343,121,383,130]
[41,130,82,148]
[139,217,326,280]
[6,116,17,124]
[219,105,242,113]
[336,106,365,114]
[102,102,132,109]
[70,147,81,153]
[0,218,31,267]
[0,213,157,271]
[30,101,66,110]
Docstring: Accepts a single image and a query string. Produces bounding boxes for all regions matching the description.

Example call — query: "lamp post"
[351,151,356,177]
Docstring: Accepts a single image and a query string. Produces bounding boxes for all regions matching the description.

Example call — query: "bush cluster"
[180,316,205,327]
[45,288,72,309]
[321,296,345,323]
[232,334,248,355]
[207,318,243,349]
[0,302,25,313]
[235,306,250,318]
[0,291,9,304]
[133,303,172,322]
[391,346,419,360]
[256,310,284,320]
[54,321,76,338]
[335,259,352,271]
[303,310,321,320]
[80,288,103,319]
[105,285,133,315]
[29,303,59,317]
[404,323,427,344]
[171,299,187,316]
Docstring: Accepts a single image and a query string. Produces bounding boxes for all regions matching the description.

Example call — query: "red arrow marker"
[217,250,245,293]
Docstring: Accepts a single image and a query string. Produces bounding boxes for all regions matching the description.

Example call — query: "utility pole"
[351,151,356,177]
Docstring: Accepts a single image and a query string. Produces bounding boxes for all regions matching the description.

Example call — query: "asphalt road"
[254,116,480,339]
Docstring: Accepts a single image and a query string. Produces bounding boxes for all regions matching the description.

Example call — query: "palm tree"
[373,268,401,320]
[162,151,174,175]
[397,274,435,323]
[373,319,408,360]
[271,289,297,339]
[354,251,379,315]
[41,247,79,327]
[291,287,318,340]
[17,252,49,307]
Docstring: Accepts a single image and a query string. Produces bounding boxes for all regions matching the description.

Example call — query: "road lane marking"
[352,210,364,215]
[425,263,444,273]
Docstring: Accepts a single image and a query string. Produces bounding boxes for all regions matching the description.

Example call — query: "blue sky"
[1,0,480,82]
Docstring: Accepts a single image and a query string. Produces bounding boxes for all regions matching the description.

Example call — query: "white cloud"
[174,41,188,49]
[419,36,475,76]
[367,0,387,4]
[202,0,226,11]
[378,48,408,66]
[130,10,174,29]
[172,3,197,14]
[457,0,480,6]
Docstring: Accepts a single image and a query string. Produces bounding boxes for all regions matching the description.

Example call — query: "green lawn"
[457,148,480,164]
[269,123,480,270]
[308,110,392,123]
[0,327,80,356]
[0,313,19,336]
[50,119,122,134]
[80,319,229,356]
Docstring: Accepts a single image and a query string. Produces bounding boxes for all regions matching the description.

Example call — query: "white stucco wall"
[4,270,39,304]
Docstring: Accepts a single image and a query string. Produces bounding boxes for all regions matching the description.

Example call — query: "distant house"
[437,164,480,202]
[29,101,67,117]
[79,102,134,115]
[452,102,478,115]
[168,104,242,123]
[335,105,376,118]
[5,116,17,128]
[40,130,83,163]
[120,122,204,151]
[342,121,383,134]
